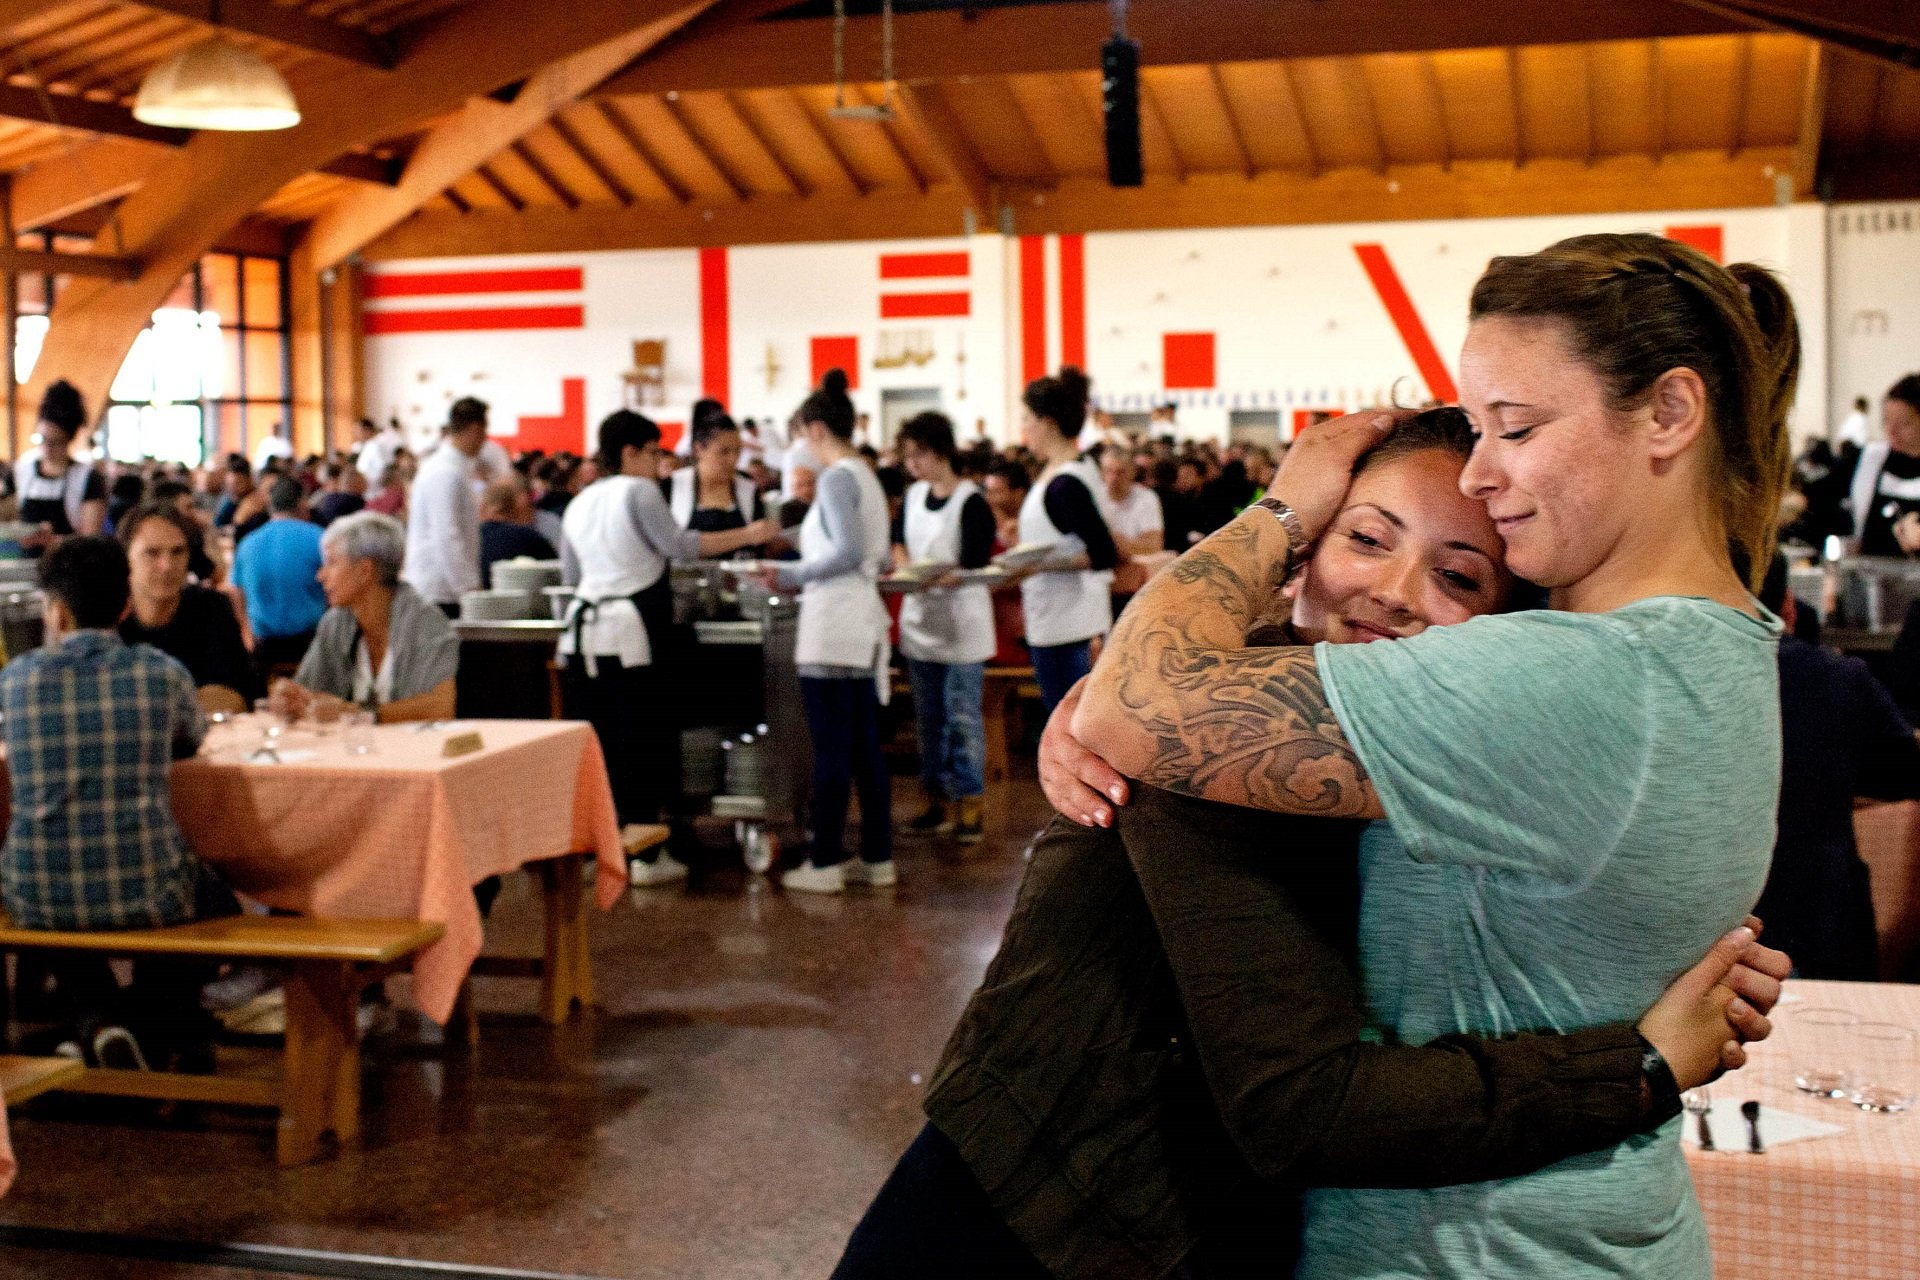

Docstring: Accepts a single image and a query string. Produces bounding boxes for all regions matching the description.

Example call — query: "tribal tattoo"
[1079,512,1381,818]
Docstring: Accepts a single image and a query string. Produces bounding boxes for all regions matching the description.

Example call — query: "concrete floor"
[0,779,1053,1280]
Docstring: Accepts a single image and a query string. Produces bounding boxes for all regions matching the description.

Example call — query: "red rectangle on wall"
[700,246,730,403]
[364,267,583,298]
[1020,236,1047,384]
[1163,332,1216,390]
[880,291,970,319]
[1664,224,1724,262]
[364,305,584,335]
[880,252,970,279]
[811,336,860,390]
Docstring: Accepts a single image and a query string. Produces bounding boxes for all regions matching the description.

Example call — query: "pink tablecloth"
[1691,978,1920,1279]
[1,718,624,1024]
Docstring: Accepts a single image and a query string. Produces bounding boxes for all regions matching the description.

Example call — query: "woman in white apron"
[757,370,894,894]
[1013,367,1120,713]
[1846,373,1920,556]
[14,379,106,552]
[668,412,762,546]
[895,412,996,845]
[560,411,778,885]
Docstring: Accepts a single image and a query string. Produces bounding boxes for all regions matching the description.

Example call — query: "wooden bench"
[0,1055,83,1105]
[0,913,442,1166]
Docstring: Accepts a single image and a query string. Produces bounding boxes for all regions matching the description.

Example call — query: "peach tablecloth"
[0,718,624,1024]
[1691,978,1920,1279]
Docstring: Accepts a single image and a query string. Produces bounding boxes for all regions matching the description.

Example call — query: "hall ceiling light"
[133,2,300,132]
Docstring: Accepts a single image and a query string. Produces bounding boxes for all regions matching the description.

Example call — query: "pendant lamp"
[133,2,300,132]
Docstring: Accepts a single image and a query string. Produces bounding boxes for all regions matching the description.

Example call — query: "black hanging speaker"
[1102,35,1143,188]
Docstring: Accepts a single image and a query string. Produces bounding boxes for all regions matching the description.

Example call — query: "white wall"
[365,203,1851,455]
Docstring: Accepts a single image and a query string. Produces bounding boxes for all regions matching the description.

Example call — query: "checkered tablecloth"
[1691,979,1920,1279]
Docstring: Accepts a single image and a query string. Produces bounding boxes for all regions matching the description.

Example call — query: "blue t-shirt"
[232,517,328,640]
[1299,598,1782,1280]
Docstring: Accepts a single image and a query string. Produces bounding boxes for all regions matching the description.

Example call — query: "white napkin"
[245,748,319,765]
[1681,1099,1847,1151]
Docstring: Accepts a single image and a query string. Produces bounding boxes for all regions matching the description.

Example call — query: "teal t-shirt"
[1300,598,1781,1280]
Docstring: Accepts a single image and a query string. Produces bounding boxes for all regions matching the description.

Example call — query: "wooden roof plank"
[125,0,398,69]
[593,98,694,203]
[658,93,750,200]
[894,80,991,212]
[546,113,636,205]
[718,90,808,197]
[509,138,580,209]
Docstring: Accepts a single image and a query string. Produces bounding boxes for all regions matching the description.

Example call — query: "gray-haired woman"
[273,512,458,723]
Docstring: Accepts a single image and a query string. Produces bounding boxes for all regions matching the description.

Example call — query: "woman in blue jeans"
[759,370,896,895]
[896,412,997,845]
[1011,366,1119,712]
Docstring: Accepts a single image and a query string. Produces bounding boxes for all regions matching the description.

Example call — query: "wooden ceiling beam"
[1208,66,1256,180]
[721,91,807,197]
[367,147,1794,260]
[1673,0,1920,73]
[301,15,713,271]
[9,137,162,229]
[547,114,636,205]
[781,88,868,196]
[594,99,694,203]
[1791,40,1827,196]
[894,81,990,212]
[124,0,398,69]
[0,247,140,281]
[510,140,579,209]
[844,85,927,193]
[24,0,726,418]
[1138,77,1184,182]
[658,93,749,200]
[472,162,525,212]
[603,0,1749,95]
[1276,62,1321,178]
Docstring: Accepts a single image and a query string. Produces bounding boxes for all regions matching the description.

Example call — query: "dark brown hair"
[798,369,855,439]
[1022,366,1091,441]
[116,500,200,553]
[1356,406,1476,475]
[1469,231,1799,588]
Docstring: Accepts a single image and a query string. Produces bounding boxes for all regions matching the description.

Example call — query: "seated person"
[147,478,220,583]
[274,512,457,724]
[1756,555,1920,979]
[1,536,239,1068]
[479,475,557,586]
[232,476,329,671]
[117,501,260,712]
[310,463,367,528]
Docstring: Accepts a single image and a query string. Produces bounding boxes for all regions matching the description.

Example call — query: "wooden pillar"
[2,175,16,461]
[325,261,364,451]
[289,241,323,456]
[290,241,364,456]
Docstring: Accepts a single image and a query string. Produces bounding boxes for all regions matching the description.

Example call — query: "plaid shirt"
[1,630,207,929]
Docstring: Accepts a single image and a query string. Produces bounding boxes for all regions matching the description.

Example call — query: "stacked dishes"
[493,558,563,616]
[722,729,768,798]
[459,589,538,621]
[544,585,576,620]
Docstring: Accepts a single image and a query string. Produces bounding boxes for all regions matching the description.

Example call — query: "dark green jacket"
[925,788,1663,1279]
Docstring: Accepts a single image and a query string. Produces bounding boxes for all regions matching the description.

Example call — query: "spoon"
[1741,1100,1764,1154]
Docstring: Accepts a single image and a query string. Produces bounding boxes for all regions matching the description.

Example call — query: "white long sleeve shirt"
[402,444,481,606]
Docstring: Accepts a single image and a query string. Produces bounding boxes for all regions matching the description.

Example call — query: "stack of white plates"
[459,589,536,621]
[544,585,576,620]
[493,559,563,593]
[722,733,767,798]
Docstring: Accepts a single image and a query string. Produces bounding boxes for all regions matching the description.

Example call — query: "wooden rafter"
[894,81,990,213]
[472,162,524,211]
[1208,66,1256,180]
[0,247,140,281]
[1423,54,1456,170]
[9,137,160,229]
[604,0,1749,95]
[366,148,1797,260]
[595,99,693,203]
[847,85,927,193]
[547,114,635,206]
[1353,58,1392,174]
[1672,0,1920,74]
[721,92,807,197]
[1139,77,1185,182]
[1505,48,1527,167]
[125,0,399,69]
[778,88,867,197]
[1791,40,1827,196]
[26,0,723,417]
[658,94,749,200]
[1276,61,1321,178]
[510,140,579,209]
[301,16,712,271]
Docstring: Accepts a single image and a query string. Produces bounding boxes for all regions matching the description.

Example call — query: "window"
[14,249,292,468]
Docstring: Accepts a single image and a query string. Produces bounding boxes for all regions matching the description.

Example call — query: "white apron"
[668,468,757,531]
[559,476,666,675]
[1018,458,1113,648]
[15,451,94,532]
[794,458,892,700]
[900,479,996,665]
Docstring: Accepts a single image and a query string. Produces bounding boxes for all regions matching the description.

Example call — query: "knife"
[1742,1100,1764,1154]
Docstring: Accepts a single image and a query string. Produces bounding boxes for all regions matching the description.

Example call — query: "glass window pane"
[14,314,49,385]
[246,403,285,455]
[243,257,282,329]
[245,331,283,401]
[214,402,244,457]
[223,330,243,402]
[201,255,240,326]
[104,404,144,464]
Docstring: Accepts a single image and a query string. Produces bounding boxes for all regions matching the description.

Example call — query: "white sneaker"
[779,860,846,894]
[628,850,690,887]
[844,859,898,888]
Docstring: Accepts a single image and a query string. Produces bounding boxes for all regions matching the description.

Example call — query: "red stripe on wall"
[1351,244,1457,403]
[1664,224,1724,263]
[1058,234,1086,370]
[880,251,970,279]
[363,267,582,298]
[700,246,730,403]
[880,291,971,319]
[1020,235,1047,384]
[363,305,584,335]
[514,377,587,454]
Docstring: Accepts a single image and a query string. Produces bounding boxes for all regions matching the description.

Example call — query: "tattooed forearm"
[1076,510,1381,819]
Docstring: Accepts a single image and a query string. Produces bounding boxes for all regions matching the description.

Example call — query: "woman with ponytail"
[761,370,897,894]
[1012,366,1120,712]
[1040,231,1800,1278]
[16,379,106,550]
[668,407,762,544]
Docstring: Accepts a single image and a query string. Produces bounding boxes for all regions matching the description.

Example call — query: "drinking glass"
[251,698,286,759]
[1790,1006,1859,1097]
[342,708,376,756]
[1846,1022,1917,1113]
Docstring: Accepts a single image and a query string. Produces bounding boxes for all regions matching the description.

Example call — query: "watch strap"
[1253,496,1309,570]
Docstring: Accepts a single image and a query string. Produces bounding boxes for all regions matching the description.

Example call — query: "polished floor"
[0,778,1054,1280]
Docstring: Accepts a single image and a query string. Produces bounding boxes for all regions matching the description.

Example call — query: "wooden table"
[1690,978,1920,1279]
[0,719,625,1025]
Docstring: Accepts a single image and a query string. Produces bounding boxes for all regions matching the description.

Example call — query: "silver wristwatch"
[1253,496,1309,571]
